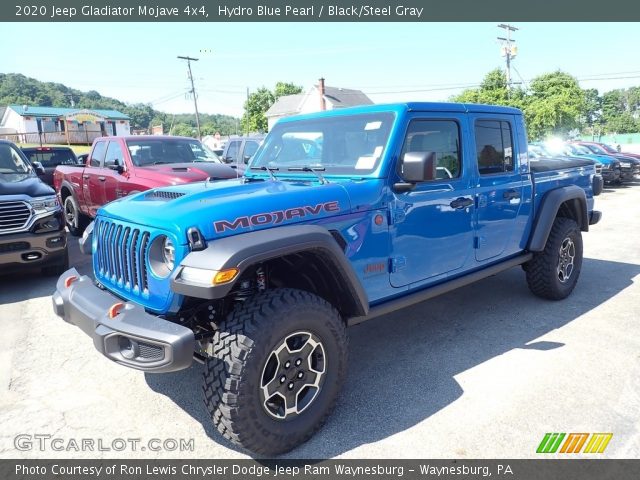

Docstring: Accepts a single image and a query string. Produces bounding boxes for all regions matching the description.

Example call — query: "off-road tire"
[202,288,348,456]
[64,195,88,237]
[526,217,583,300]
[42,249,69,276]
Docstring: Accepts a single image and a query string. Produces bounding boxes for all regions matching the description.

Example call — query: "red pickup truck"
[54,135,237,235]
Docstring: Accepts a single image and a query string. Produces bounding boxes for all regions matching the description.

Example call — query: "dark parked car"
[0,140,68,275]
[221,135,265,174]
[576,142,640,183]
[21,146,79,187]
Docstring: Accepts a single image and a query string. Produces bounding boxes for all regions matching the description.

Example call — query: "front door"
[98,140,126,207]
[390,115,475,287]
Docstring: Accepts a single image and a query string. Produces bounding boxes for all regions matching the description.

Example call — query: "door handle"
[503,189,521,200]
[450,197,473,209]
[98,176,106,182]
[82,175,90,180]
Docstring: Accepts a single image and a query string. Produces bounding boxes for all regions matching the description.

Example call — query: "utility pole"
[177,55,202,139]
[245,87,250,135]
[497,23,518,96]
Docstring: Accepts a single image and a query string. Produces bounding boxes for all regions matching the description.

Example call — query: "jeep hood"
[98,179,355,242]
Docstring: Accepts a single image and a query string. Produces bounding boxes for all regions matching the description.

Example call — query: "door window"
[225,141,241,163]
[242,141,260,164]
[104,141,125,168]
[89,141,107,167]
[475,120,514,175]
[400,120,461,180]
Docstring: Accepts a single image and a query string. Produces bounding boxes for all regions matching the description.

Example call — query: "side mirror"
[401,151,437,182]
[32,161,45,176]
[108,159,124,174]
[243,155,252,164]
[393,152,437,193]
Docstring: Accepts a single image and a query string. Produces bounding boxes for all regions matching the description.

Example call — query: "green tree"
[274,81,303,99]
[241,81,303,133]
[523,71,585,140]
[453,68,525,108]
[241,87,275,133]
[171,122,196,136]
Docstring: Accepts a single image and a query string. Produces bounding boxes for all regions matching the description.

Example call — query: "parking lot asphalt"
[1,183,639,459]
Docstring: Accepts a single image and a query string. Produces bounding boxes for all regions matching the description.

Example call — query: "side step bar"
[348,253,533,326]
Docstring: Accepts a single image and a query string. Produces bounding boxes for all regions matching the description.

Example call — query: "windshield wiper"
[250,165,279,181]
[287,165,328,184]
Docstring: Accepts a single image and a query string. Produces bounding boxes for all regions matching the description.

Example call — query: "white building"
[0,105,130,144]
[265,78,373,131]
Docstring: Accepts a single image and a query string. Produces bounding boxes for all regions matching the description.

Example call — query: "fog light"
[118,336,138,360]
[46,236,65,248]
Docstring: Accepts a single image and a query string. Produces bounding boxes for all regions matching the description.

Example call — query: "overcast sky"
[2,22,640,117]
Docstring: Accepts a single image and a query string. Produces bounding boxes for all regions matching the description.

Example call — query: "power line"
[177,55,202,139]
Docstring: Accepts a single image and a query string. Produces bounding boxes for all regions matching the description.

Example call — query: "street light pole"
[177,55,202,139]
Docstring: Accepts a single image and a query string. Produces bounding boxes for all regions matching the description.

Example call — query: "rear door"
[389,113,476,287]
[469,115,526,261]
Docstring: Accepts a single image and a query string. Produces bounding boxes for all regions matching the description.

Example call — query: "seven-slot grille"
[0,201,32,232]
[95,219,151,295]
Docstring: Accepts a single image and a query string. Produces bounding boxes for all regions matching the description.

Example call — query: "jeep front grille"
[95,219,151,295]
[0,201,32,233]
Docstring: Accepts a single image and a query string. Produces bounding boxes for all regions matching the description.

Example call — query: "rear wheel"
[526,217,583,300]
[202,288,347,455]
[64,195,88,236]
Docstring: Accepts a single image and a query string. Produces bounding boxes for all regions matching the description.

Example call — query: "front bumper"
[589,210,602,226]
[0,228,66,270]
[52,268,194,373]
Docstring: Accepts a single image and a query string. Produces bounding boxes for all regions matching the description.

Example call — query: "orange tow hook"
[64,275,78,288]
[108,302,125,319]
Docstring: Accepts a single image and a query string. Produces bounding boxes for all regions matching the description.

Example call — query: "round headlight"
[149,235,176,278]
[162,237,175,271]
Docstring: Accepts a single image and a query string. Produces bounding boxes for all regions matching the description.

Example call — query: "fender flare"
[171,225,369,316]
[58,180,77,200]
[528,185,588,252]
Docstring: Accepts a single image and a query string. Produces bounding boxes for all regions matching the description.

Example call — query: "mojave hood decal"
[214,201,340,233]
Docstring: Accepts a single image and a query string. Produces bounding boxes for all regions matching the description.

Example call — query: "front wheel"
[63,195,88,236]
[202,288,348,456]
[525,217,583,300]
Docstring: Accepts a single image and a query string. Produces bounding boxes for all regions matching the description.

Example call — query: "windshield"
[567,144,591,155]
[602,144,618,153]
[23,148,77,167]
[126,138,221,166]
[251,112,395,175]
[0,143,33,175]
[584,144,607,155]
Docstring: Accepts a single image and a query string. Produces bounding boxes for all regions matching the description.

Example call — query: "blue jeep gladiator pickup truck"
[53,103,601,455]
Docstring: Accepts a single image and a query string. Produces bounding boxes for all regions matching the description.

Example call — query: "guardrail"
[0,129,103,146]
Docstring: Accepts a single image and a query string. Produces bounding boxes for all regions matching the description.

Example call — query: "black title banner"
[2,460,640,480]
[4,0,640,22]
